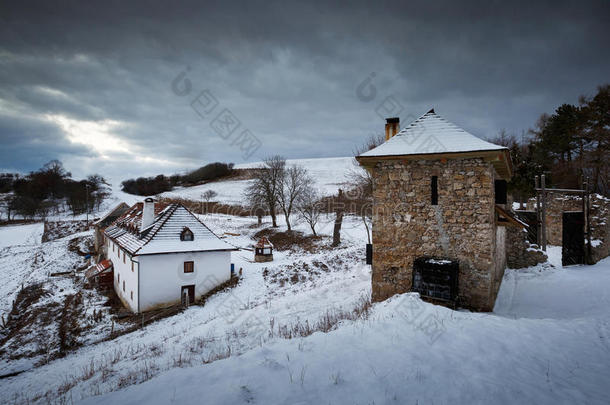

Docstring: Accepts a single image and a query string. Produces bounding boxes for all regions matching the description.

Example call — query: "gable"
[136,206,234,255]
[105,203,235,255]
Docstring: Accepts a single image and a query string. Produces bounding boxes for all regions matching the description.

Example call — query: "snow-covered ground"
[0,213,371,403]
[0,223,44,314]
[74,257,610,405]
[1,211,609,403]
[0,223,43,250]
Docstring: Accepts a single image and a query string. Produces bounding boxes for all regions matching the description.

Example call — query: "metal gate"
[515,211,538,245]
[412,257,459,303]
[562,212,585,266]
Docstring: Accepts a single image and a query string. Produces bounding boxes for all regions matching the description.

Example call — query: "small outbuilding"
[92,202,130,260]
[85,259,114,290]
[254,237,273,262]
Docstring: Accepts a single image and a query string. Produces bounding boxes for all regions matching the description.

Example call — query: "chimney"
[385,117,400,141]
[141,198,155,230]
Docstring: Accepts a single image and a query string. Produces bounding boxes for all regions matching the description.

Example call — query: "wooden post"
[332,189,344,247]
[584,179,592,264]
[535,175,541,246]
[541,175,547,251]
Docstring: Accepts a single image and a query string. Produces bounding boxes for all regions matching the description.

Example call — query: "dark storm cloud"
[0,0,608,179]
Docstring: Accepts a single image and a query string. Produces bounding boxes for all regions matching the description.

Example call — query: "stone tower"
[356,109,513,311]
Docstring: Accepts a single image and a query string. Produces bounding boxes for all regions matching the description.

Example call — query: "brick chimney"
[141,198,155,230]
[385,117,400,141]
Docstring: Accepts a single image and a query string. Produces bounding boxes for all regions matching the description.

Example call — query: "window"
[123,281,125,292]
[184,261,194,273]
[431,176,438,205]
[112,243,115,252]
[180,228,194,241]
[131,261,134,272]
[123,252,126,264]
[495,180,507,204]
[131,291,133,300]
[118,273,120,283]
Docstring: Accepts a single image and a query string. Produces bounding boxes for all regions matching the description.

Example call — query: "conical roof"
[357,109,512,178]
[360,109,507,158]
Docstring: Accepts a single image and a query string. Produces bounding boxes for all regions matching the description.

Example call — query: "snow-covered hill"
[159,157,359,205]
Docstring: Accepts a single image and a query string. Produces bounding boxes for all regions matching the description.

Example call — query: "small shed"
[85,259,114,289]
[254,237,273,262]
[92,202,130,258]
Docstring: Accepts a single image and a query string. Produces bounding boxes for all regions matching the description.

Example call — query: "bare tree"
[201,189,217,213]
[332,189,344,247]
[244,155,285,227]
[296,187,322,236]
[348,133,382,244]
[278,165,311,231]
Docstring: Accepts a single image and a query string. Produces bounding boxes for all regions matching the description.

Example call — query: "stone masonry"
[505,226,547,269]
[371,157,502,311]
[526,193,610,263]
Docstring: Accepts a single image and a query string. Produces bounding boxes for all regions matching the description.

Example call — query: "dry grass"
[271,294,371,339]
[158,197,251,216]
[254,228,327,252]
[43,220,89,242]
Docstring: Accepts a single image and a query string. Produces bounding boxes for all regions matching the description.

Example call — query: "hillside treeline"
[0,160,110,220]
[120,162,234,196]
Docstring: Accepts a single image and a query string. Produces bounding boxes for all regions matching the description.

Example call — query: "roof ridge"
[133,203,179,254]
[182,204,225,242]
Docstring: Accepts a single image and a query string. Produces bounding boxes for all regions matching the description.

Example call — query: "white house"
[104,198,237,312]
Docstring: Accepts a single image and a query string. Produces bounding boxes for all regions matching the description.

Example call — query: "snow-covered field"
[0,223,43,250]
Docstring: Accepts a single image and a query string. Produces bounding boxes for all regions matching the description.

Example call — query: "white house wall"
[108,239,139,312]
[137,250,231,312]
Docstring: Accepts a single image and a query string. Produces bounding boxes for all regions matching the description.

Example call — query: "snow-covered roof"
[255,236,273,249]
[359,109,507,158]
[85,259,113,279]
[105,203,236,256]
[92,202,130,226]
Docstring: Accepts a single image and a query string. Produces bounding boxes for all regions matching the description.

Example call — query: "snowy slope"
[81,257,610,405]
[161,157,359,205]
[0,223,43,250]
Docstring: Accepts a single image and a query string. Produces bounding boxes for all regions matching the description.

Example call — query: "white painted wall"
[137,250,231,312]
[108,239,139,312]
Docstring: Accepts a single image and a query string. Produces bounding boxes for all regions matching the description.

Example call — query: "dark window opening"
[495,180,507,204]
[431,176,438,205]
[180,227,194,241]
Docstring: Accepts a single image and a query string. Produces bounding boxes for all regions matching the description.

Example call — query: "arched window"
[180,227,194,241]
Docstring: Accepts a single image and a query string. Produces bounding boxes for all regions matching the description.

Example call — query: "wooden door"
[181,285,195,304]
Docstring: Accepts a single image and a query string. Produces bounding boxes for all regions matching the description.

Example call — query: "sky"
[1,0,608,182]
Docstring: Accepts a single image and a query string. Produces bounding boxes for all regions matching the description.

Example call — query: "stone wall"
[526,193,610,263]
[505,225,547,269]
[590,194,610,263]
[371,157,499,311]
[527,193,581,245]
